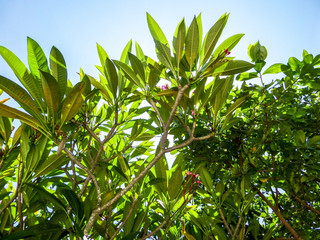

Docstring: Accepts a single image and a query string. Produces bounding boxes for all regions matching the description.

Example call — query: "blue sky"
[1,0,320,87]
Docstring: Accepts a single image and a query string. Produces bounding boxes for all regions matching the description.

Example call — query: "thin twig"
[253,186,302,240]
[219,208,233,236]
[110,196,138,240]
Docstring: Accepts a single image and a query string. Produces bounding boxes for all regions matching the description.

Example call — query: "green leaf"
[40,71,61,118]
[104,58,118,98]
[168,165,183,200]
[96,43,109,67]
[129,53,146,84]
[60,81,85,128]
[185,16,199,68]
[199,166,213,192]
[0,46,43,109]
[0,76,44,120]
[87,75,112,104]
[213,34,244,58]
[1,222,63,240]
[225,94,252,118]
[58,184,83,221]
[263,63,289,75]
[200,13,229,65]
[50,46,68,98]
[295,130,306,146]
[114,60,142,88]
[0,103,44,132]
[236,72,258,81]
[207,60,254,76]
[146,13,169,46]
[27,37,49,79]
[120,39,133,64]
[26,183,67,212]
[173,19,186,67]
[135,41,146,63]
[34,153,67,178]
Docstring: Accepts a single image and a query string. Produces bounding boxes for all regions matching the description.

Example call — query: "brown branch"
[219,208,233,236]
[232,216,242,240]
[110,196,138,240]
[292,195,320,216]
[253,186,302,240]
[84,85,189,236]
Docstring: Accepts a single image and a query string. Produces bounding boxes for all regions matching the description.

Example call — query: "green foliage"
[0,13,318,240]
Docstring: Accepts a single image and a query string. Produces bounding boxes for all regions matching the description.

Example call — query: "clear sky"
[1,0,320,88]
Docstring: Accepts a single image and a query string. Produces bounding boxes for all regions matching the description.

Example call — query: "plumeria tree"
[0,12,319,240]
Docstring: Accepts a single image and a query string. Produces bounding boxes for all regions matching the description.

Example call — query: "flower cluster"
[183,170,201,201]
[159,83,169,90]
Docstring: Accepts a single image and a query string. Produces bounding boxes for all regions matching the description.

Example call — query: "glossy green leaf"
[0,46,43,109]
[263,63,289,75]
[96,43,109,67]
[40,71,61,118]
[60,81,85,128]
[225,94,251,118]
[50,46,67,97]
[135,41,146,63]
[87,75,112,103]
[0,76,45,122]
[114,60,142,88]
[0,116,12,143]
[168,165,183,200]
[213,34,244,58]
[173,19,186,67]
[104,58,118,97]
[146,13,169,46]
[120,39,132,64]
[200,13,229,65]
[208,60,254,76]
[34,153,67,178]
[58,184,83,221]
[0,103,44,131]
[25,183,67,212]
[236,72,258,81]
[1,222,63,240]
[27,37,49,79]
[199,166,213,192]
[185,16,199,68]
[129,53,145,84]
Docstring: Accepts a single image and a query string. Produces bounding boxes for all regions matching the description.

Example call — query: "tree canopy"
[0,13,319,240]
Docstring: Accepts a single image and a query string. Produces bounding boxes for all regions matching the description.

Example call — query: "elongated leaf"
[58,184,83,221]
[146,13,169,46]
[208,60,254,76]
[0,103,43,131]
[236,72,258,81]
[0,76,44,119]
[213,34,244,58]
[196,13,202,53]
[155,41,174,70]
[225,94,252,118]
[104,58,118,97]
[1,222,63,240]
[263,63,288,75]
[168,165,183,200]
[96,43,109,67]
[185,16,199,68]
[129,53,145,85]
[120,39,132,64]
[34,153,67,178]
[25,183,67,212]
[200,13,229,65]
[114,60,142,88]
[199,166,213,192]
[27,37,49,79]
[0,46,43,108]
[60,82,85,128]
[135,41,146,63]
[87,75,112,103]
[40,71,61,118]
[173,19,186,67]
[50,46,67,97]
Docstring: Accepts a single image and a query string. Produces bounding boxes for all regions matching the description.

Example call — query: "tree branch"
[253,186,302,240]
